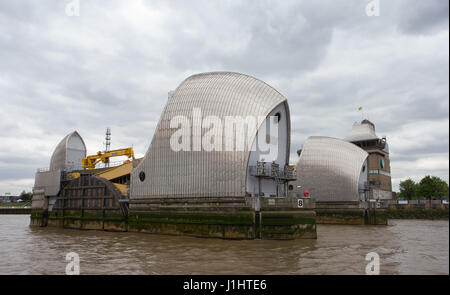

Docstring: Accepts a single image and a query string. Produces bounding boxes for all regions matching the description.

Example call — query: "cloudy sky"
[0,0,448,194]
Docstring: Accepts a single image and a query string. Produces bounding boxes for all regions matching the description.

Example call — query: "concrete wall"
[31,189,47,209]
[372,189,392,200]
[34,169,61,197]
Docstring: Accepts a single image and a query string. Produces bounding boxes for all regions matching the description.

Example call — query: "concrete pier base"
[31,196,317,240]
[315,202,388,225]
[127,197,316,240]
[127,209,316,240]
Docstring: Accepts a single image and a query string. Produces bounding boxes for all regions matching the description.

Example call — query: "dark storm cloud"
[0,0,448,193]
[396,0,449,34]
[163,0,374,77]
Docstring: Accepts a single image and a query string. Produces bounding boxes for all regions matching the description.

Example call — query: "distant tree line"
[399,176,449,201]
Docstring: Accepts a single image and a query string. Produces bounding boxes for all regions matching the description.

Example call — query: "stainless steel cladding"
[294,136,368,202]
[49,131,87,171]
[344,121,378,142]
[130,72,290,199]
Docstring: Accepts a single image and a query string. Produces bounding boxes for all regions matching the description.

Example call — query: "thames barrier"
[27,71,420,240]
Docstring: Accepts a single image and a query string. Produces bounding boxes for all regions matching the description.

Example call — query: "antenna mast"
[105,127,111,167]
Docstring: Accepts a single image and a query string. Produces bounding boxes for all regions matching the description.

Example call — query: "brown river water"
[0,215,448,275]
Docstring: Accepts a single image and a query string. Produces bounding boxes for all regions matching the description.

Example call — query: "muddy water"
[0,215,448,275]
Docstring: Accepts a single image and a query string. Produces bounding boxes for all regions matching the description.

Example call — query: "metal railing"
[377,199,449,209]
[249,162,297,181]
[36,160,129,174]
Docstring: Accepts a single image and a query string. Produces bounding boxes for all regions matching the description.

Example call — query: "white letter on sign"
[365,0,380,17]
[365,252,380,275]
[66,252,80,275]
[65,0,80,16]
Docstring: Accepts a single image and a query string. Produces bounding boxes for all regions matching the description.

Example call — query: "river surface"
[0,215,448,275]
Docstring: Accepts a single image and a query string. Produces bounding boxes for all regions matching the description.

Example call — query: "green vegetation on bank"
[397,175,449,201]
[386,208,449,220]
[1,201,30,207]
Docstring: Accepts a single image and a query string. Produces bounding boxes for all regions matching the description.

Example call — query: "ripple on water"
[0,215,448,274]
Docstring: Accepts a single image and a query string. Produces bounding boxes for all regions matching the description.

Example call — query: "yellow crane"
[82,147,135,170]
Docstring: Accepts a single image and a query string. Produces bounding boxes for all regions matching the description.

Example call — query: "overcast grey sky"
[0,0,448,194]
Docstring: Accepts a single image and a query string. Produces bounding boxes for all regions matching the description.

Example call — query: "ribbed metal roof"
[130,72,290,199]
[344,121,379,142]
[49,131,86,171]
[294,136,368,202]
